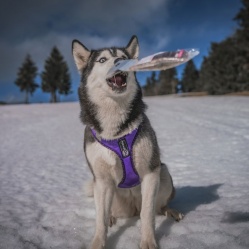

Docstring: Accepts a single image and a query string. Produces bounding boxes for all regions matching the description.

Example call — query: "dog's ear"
[72,40,91,72]
[126,35,139,59]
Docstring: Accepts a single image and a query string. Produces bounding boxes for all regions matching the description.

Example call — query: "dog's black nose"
[114,58,123,64]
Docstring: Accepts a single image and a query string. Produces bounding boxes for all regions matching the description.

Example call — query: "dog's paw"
[140,239,158,249]
[164,208,184,222]
[109,216,117,227]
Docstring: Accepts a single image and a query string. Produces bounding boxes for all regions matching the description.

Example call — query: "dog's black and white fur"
[72,36,183,249]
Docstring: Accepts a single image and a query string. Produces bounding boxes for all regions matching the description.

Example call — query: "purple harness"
[90,128,140,188]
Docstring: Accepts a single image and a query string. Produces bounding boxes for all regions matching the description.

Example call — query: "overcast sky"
[0,0,241,103]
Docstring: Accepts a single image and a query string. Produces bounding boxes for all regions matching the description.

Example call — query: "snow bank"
[0,97,249,249]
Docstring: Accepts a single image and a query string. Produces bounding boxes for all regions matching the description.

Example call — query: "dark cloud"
[0,0,171,88]
[0,0,170,42]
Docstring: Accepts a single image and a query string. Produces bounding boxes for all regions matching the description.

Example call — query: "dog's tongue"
[109,75,124,87]
[115,75,123,87]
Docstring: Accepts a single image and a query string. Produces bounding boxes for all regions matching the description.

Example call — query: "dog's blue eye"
[98,57,107,63]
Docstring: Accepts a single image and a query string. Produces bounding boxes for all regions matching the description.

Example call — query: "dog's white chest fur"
[85,141,124,184]
[86,142,116,166]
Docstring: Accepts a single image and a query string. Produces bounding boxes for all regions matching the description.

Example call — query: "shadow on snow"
[156,183,222,242]
[221,211,249,224]
[105,184,222,248]
[171,183,222,215]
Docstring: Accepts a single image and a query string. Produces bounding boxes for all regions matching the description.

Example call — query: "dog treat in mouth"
[107,48,199,78]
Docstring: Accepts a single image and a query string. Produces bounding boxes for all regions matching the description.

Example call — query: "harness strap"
[90,127,140,188]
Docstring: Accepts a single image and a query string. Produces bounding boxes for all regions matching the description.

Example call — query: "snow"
[0,96,249,249]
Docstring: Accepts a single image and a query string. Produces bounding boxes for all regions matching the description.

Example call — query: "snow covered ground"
[0,96,249,249]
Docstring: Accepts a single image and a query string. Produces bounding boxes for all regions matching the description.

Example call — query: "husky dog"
[72,36,183,249]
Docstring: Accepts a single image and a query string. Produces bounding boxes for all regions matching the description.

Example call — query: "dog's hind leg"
[157,163,184,222]
[161,206,184,222]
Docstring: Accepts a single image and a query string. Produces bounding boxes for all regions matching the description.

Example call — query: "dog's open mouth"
[106,71,128,92]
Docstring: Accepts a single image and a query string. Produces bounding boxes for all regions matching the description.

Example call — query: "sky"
[0,0,242,103]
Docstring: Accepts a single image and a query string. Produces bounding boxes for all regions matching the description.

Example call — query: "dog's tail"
[84,180,94,197]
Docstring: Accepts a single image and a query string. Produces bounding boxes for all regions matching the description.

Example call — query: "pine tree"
[150,71,157,95]
[181,60,199,92]
[158,68,178,95]
[234,0,249,39]
[143,72,159,96]
[199,38,239,94]
[15,55,38,104]
[41,47,72,103]
[143,77,153,96]
[58,61,72,96]
[234,0,249,90]
[199,0,249,94]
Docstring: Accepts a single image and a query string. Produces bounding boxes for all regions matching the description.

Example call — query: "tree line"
[15,46,72,103]
[143,62,199,96]
[143,0,249,96]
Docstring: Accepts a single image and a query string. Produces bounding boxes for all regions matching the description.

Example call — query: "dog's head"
[72,36,139,95]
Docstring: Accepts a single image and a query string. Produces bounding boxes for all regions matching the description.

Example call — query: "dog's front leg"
[91,179,114,249]
[140,171,160,249]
